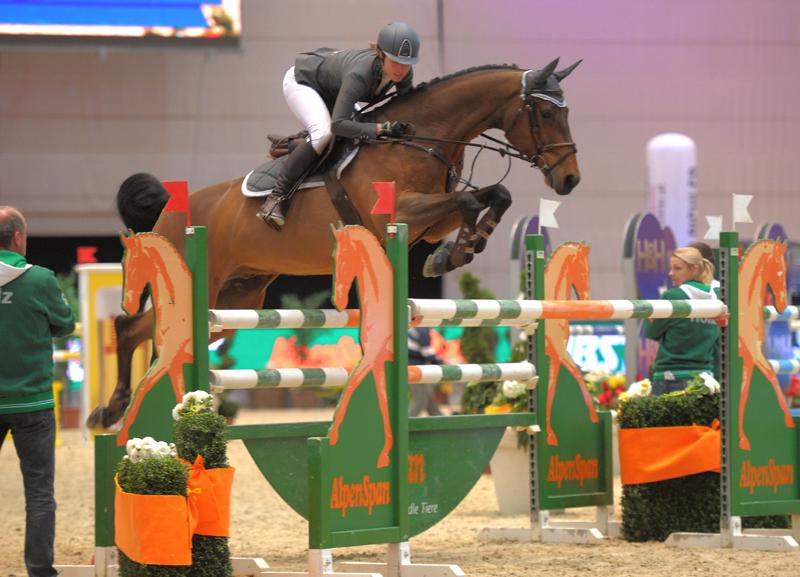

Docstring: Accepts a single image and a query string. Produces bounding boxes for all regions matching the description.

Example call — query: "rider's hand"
[379,120,416,137]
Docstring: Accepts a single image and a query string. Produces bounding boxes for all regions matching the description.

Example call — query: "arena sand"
[1,408,798,576]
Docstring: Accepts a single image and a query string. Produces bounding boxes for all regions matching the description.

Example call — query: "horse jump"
[88,60,583,431]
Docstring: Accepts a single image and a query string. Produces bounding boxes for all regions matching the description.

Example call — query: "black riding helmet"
[377,21,420,65]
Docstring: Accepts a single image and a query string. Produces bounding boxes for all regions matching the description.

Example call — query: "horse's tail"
[116,173,169,232]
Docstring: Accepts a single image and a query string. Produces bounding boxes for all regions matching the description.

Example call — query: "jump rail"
[209,362,537,391]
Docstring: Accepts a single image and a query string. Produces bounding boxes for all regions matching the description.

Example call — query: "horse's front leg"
[85,309,155,428]
[472,184,512,254]
[396,190,486,278]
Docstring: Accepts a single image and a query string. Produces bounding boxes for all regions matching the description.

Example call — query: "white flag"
[539,198,560,229]
[733,194,752,224]
[703,215,722,240]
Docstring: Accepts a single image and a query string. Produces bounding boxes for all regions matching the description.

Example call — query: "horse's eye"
[541,108,555,120]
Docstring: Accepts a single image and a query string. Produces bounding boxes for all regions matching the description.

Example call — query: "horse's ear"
[554,59,582,81]
[533,58,560,86]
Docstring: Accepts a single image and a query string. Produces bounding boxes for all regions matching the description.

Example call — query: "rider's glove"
[379,120,416,138]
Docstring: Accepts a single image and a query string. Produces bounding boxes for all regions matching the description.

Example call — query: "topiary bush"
[117,440,189,577]
[173,391,232,577]
[618,386,788,541]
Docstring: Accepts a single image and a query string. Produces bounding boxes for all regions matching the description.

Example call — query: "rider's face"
[383,56,411,83]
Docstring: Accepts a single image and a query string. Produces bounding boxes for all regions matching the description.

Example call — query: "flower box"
[489,428,530,515]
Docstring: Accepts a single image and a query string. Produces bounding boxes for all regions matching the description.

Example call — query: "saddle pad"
[241,147,360,198]
[241,157,325,198]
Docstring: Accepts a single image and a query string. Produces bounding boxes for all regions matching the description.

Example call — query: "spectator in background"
[408,326,444,416]
[690,241,719,288]
[645,246,721,395]
[0,206,75,577]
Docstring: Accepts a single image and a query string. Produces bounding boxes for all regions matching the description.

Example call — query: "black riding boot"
[257,140,319,231]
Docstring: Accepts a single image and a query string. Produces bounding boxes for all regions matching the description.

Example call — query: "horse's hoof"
[546,432,558,446]
[85,406,106,429]
[377,452,390,469]
[423,241,453,278]
[786,414,795,428]
[739,437,751,451]
[86,405,122,429]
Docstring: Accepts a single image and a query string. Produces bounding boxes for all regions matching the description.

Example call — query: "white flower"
[585,369,610,384]
[698,372,720,394]
[171,402,184,421]
[172,390,214,420]
[626,378,652,398]
[502,380,526,400]
[125,437,178,462]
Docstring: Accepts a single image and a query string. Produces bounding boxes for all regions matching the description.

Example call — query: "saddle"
[243,136,363,226]
[267,130,309,159]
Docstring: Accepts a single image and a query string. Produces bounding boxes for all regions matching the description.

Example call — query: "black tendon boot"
[257,140,319,230]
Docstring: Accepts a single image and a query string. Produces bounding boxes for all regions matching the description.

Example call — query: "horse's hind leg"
[85,309,154,428]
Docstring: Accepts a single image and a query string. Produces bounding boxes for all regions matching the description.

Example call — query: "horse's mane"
[377,64,520,113]
[407,64,519,96]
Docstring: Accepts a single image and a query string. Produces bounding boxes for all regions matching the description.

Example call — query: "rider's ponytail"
[673,247,715,286]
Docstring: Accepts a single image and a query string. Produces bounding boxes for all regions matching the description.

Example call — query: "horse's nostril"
[562,174,580,194]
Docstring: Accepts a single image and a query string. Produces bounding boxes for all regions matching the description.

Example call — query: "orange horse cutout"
[738,239,793,451]
[116,232,194,445]
[544,242,598,446]
[329,225,394,468]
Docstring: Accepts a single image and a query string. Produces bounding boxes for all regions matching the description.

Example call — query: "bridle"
[506,69,577,177]
[371,68,577,190]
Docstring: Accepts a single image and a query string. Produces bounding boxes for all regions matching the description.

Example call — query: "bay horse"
[115,232,194,444]
[329,225,394,468]
[543,242,598,446]
[87,59,582,428]
[737,239,793,451]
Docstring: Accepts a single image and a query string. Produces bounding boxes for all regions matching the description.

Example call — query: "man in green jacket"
[0,206,74,577]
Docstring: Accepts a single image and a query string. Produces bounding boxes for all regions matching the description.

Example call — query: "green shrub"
[458,272,499,414]
[173,395,232,577]
[618,388,787,541]
[116,453,190,577]
[174,411,229,470]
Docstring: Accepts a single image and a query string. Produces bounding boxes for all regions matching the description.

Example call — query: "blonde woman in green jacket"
[644,246,720,395]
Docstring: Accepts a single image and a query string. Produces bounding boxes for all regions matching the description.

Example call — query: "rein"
[371,84,577,190]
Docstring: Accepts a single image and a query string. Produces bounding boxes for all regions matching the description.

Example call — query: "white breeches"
[283,66,333,154]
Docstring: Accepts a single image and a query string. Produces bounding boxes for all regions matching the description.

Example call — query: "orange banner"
[188,456,235,537]
[114,477,198,566]
[619,420,720,485]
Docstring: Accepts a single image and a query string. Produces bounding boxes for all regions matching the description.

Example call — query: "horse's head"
[331,225,358,312]
[763,240,788,313]
[120,232,148,315]
[504,59,582,195]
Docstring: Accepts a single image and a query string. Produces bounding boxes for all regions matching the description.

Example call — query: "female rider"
[258,21,420,230]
